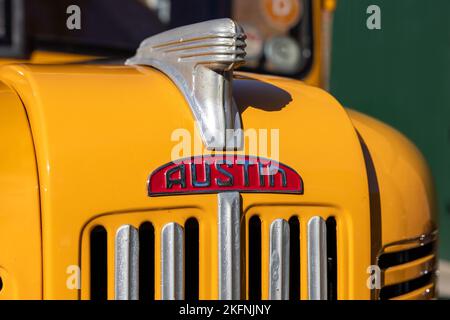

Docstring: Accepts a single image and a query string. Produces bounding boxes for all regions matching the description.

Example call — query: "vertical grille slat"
[269,219,290,300]
[307,216,328,300]
[115,225,139,300]
[218,192,242,300]
[161,222,185,300]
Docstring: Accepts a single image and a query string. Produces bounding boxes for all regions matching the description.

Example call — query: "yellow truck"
[0,0,437,300]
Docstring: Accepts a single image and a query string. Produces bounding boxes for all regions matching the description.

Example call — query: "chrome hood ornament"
[126,18,246,150]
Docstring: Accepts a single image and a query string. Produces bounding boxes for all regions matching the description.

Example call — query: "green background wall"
[330,0,450,259]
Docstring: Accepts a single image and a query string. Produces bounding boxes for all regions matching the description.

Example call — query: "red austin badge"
[148,155,303,196]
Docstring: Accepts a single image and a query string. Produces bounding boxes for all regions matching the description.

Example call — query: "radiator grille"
[246,213,337,300]
[378,233,437,300]
[82,204,338,300]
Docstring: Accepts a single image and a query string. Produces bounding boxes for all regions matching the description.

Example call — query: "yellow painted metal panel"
[349,109,437,247]
[0,60,435,299]
[0,82,42,299]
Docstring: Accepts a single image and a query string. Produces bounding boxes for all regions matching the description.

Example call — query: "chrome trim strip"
[391,283,435,300]
[379,230,438,254]
[115,225,139,300]
[308,216,328,300]
[161,222,185,300]
[218,192,242,300]
[269,219,290,300]
[383,255,436,287]
[126,19,246,150]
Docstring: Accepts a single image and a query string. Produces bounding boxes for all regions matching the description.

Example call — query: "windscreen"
[4,0,313,78]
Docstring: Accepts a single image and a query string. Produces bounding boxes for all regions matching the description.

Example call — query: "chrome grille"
[83,203,337,300]
[83,215,199,300]
[247,214,337,300]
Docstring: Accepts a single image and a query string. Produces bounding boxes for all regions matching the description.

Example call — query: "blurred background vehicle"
[0,0,332,87]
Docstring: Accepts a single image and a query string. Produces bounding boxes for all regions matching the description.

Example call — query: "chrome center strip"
[269,219,290,300]
[307,216,328,300]
[218,192,242,300]
[115,225,139,300]
[161,222,185,300]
